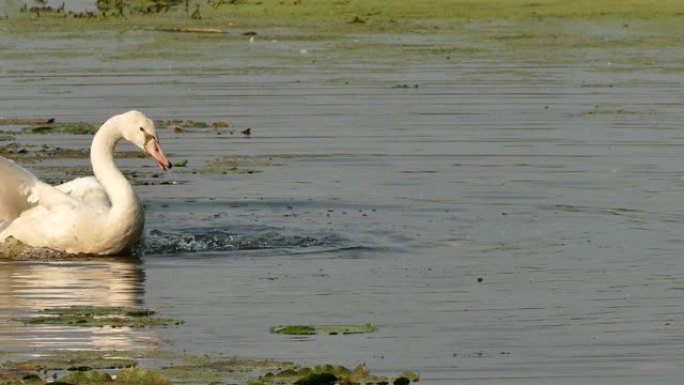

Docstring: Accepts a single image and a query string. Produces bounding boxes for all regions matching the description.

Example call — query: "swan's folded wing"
[56,177,111,210]
[0,156,41,225]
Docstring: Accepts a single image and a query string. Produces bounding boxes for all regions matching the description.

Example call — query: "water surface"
[2,21,684,384]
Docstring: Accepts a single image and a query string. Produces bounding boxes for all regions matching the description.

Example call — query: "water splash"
[141,227,345,255]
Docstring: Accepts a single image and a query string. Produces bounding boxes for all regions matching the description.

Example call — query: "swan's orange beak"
[145,139,172,171]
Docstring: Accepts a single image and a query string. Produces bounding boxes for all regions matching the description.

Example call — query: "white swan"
[0,110,171,255]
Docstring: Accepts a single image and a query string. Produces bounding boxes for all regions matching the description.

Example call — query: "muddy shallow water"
[2,20,684,384]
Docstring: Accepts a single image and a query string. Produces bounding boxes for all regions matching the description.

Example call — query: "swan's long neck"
[91,120,141,226]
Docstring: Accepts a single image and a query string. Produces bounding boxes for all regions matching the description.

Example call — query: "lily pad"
[271,323,376,335]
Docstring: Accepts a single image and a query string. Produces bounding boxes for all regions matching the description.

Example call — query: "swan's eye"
[139,127,144,132]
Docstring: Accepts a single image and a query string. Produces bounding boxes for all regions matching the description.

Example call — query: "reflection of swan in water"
[0,256,157,350]
[0,110,171,255]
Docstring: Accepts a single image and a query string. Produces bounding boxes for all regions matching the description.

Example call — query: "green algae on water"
[271,323,377,335]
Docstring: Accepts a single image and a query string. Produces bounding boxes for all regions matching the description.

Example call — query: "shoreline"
[3,0,684,34]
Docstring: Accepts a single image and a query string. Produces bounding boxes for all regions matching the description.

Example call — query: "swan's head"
[118,110,172,171]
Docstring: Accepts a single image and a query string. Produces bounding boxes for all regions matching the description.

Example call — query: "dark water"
[2,21,684,384]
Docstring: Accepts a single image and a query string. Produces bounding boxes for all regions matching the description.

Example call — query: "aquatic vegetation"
[0,140,145,168]
[208,156,284,168]
[25,122,97,135]
[572,106,645,117]
[4,351,137,371]
[188,167,260,175]
[254,362,417,385]
[0,118,54,125]
[42,305,157,317]
[0,368,38,383]
[56,370,112,384]
[160,356,296,384]
[271,325,317,335]
[158,119,229,131]
[3,0,684,37]
[271,323,377,335]
[115,368,171,385]
[169,154,289,175]
[0,237,78,260]
[0,142,28,156]
[15,305,184,328]
[212,121,229,128]
[1,350,417,385]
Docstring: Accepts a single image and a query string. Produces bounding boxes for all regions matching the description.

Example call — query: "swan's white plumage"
[0,110,171,255]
